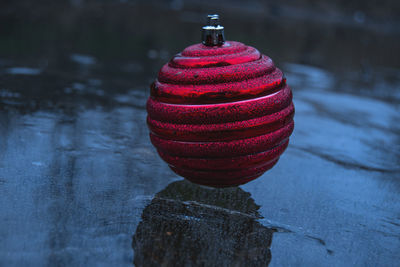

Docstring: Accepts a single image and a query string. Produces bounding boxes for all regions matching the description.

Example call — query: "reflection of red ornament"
[147,15,294,187]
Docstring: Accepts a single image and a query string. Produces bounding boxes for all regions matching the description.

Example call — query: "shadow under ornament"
[132,180,275,266]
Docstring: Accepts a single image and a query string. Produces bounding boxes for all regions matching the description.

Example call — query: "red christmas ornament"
[147,15,294,187]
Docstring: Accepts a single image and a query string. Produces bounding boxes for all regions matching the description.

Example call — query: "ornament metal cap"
[202,14,225,46]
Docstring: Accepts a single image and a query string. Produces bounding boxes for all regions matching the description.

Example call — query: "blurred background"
[1,0,399,107]
[0,0,399,266]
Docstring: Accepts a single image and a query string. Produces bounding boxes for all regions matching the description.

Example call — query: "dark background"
[0,0,399,266]
[1,0,400,105]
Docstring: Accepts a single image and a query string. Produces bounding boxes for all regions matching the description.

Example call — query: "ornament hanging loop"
[202,14,225,46]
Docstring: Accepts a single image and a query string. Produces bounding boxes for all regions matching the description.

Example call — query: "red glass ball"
[147,41,294,187]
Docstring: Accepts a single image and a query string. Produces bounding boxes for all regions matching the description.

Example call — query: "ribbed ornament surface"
[147,41,294,187]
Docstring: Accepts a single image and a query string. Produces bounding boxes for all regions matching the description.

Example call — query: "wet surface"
[1,1,400,266]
